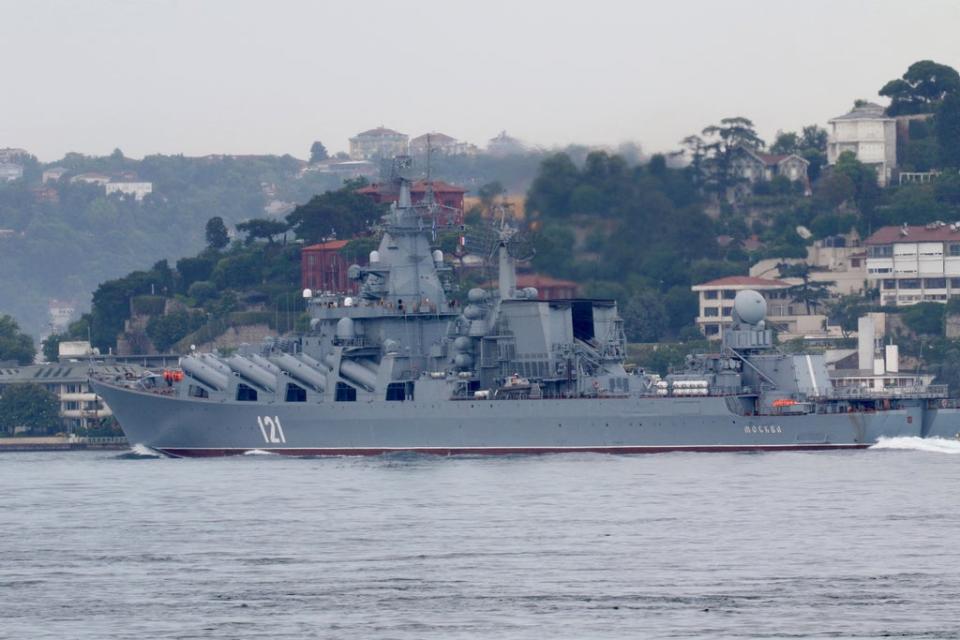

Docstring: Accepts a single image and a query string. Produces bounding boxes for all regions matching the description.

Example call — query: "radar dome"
[733,290,767,325]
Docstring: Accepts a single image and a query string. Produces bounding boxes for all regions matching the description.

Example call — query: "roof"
[864,225,960,245]
[303,240,350,251]
[734,146,809,167]
[517,274,578,288]
[357,180,467,195]
[692,276,790,290]
[352,126,406,138]
[411,132,457,144]
[830,102,891,122]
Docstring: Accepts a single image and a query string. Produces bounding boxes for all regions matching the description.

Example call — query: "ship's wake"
[115,443,162,459]
[243,449,276,456]
[871,437,960,454]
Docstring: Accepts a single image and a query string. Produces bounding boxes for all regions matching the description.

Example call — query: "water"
[2,440,960,639]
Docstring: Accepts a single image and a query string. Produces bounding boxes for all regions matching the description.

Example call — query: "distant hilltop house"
[691,276,832,341]
[105,181,153,201]
[0,147,29,163]
[827,102,897,186]
[864,223,960,307]
[70,172,111,186]
[729,146,810,192]
[409,132,478,157]
[0,162,24,182]
[349,126,409,160]
[487,131,525,156]
[42,166,69,183]
[301,159,378,181]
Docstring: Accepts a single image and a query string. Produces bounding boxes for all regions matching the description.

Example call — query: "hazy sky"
[2,0,958,162]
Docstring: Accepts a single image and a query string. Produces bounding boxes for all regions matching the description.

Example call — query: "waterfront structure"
[827,102,897,186]
[349,126,409,160]
[865,223,960,306]
[106,181,153,201]
[692,276,829,340]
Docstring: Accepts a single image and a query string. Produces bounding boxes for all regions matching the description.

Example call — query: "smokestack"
[858,316,874,371]
[885,344,899,373]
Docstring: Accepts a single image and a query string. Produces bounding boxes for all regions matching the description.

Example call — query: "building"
[487,131,525,156]
[864,223,960,306]
[30,186,60,204]
[692,276,829,340]
[481,274,579,300]
[0,359,147,432]
[357,180,466,225]
[105,181,153,201]
[42,166,69,183]
[70,172,111,186]
[409,132,477,156]
[349,126,409,160]
[302,159,379,181]
[0,162,23,182]
[48,300,76,334]
[0,148,29,163]
[827,102,897,186]
[301,240,361,295]
[750,233,867,296]
[729,146,810,189]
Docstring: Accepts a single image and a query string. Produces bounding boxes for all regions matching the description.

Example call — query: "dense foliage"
[0,315,36,365]
[0,383,61,435]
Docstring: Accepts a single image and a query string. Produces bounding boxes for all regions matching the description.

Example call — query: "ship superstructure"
[92,177,960,456]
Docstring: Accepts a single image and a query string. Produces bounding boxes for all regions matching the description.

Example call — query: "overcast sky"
[1,0,958,162]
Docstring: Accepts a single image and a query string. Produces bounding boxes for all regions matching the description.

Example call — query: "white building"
[348,126,409,160]
[692,276,831,340]
[42,166,69,183]
[827,102,897,186]
[750,234,867,296]
[106,181,153,201]
[0,162,23,182]
[865,224,960,306]
[71,172,111,186]
[409,132,477,156]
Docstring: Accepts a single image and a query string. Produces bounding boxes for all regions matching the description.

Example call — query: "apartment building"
[865,224,960,306]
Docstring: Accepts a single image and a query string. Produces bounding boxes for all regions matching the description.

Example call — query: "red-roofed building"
[692,276,827,339]
[357,180,466,225]
[865,224,960,306]
[301,240,361,295]
[482,274,579,300]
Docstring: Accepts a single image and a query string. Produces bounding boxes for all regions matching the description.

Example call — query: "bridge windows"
[237,383,258,402]
[285,383,307,402]
[335,382,357,402]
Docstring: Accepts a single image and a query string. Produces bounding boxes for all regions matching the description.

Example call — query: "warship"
[92,176,960,457]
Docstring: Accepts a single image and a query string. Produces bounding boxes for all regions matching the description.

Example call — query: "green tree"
[309,141,329,164]
[902,302,945,336]
[41,334,62,363]
[621,289,669,343]
[0,315,36,365]
[0,383,60,435]
[937,92,960,168]
[700,116,764,194]
[205,216,230,250]
[286,180,383,243]
[525,153,580,217]
[236,218,289,244]
[770,132,799,154]
[880,60,960,115]
[146,310,205,352]
[777,263,835,314]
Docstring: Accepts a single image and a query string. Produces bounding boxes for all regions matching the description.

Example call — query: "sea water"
[2,439,960,639]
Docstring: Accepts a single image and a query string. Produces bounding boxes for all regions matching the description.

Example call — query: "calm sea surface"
[2,439,960,639]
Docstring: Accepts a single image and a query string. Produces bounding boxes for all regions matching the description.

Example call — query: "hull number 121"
[257,416,286,444]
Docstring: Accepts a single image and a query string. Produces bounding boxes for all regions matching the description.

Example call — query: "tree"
[525,153,580,217]
[0,383,60,435]
[235,218,289,244]
[146,310,205,352]
[309,141,329,164]
[700,117,764,194]
[880,60,960,115]
[777,262,835,314]
[41,334,62,363]
[679,135,708,189]
[770,132,799,155]
[621,289,669,343]
[286,181,383,243]
[800,125,828,152]
[0,315,35,365]
[937,92,960,168]
[902,302,945,336]
[205,216,230,250]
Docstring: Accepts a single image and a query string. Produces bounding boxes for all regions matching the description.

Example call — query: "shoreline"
[0,436,129,452]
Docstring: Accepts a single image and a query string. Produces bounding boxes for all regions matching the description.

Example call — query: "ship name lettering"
[744,425,782,434]
[257,416,286,444]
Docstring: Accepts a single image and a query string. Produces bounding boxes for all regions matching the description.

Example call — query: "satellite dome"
[733,290,767,325]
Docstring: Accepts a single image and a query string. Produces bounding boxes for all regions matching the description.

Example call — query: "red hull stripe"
[158,444,870,457]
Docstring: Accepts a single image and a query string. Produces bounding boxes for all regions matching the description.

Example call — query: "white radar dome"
[733,290,767,325]
[302,288,313,299]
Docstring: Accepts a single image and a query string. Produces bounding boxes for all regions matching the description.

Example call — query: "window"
[703,291,718,299]
[924,278,946,289]
[335,382,356,402]
[705,324,720,336]
[237,383,258,402]
[851,258,861,267]
[950,244,960,257]
[721,307,732,316]
[722,290,737,299]
[951,278,960,288]
[704,307,719,317]
[386,382,406,401]
[900,279,921,289]
[285,383,306,402]
[869,246,893,258]
[882,279,896,289]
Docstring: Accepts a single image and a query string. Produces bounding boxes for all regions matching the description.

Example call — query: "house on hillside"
[409,132,477,157]
[729,146,810,192]
[349,126,409,160]
[827,102,897,186]
[42,166,69,183]
[105,181,153,201]
[691,276,830,340]
[70,172,111,186]
[487,131,525,156]
[0,162,23,182]
[864,223,960,306]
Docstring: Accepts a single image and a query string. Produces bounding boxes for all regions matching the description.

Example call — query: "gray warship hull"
[92,380,941,457]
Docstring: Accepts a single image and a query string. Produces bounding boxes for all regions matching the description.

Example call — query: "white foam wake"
[871,437,960,454]
[244,449,276,456]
